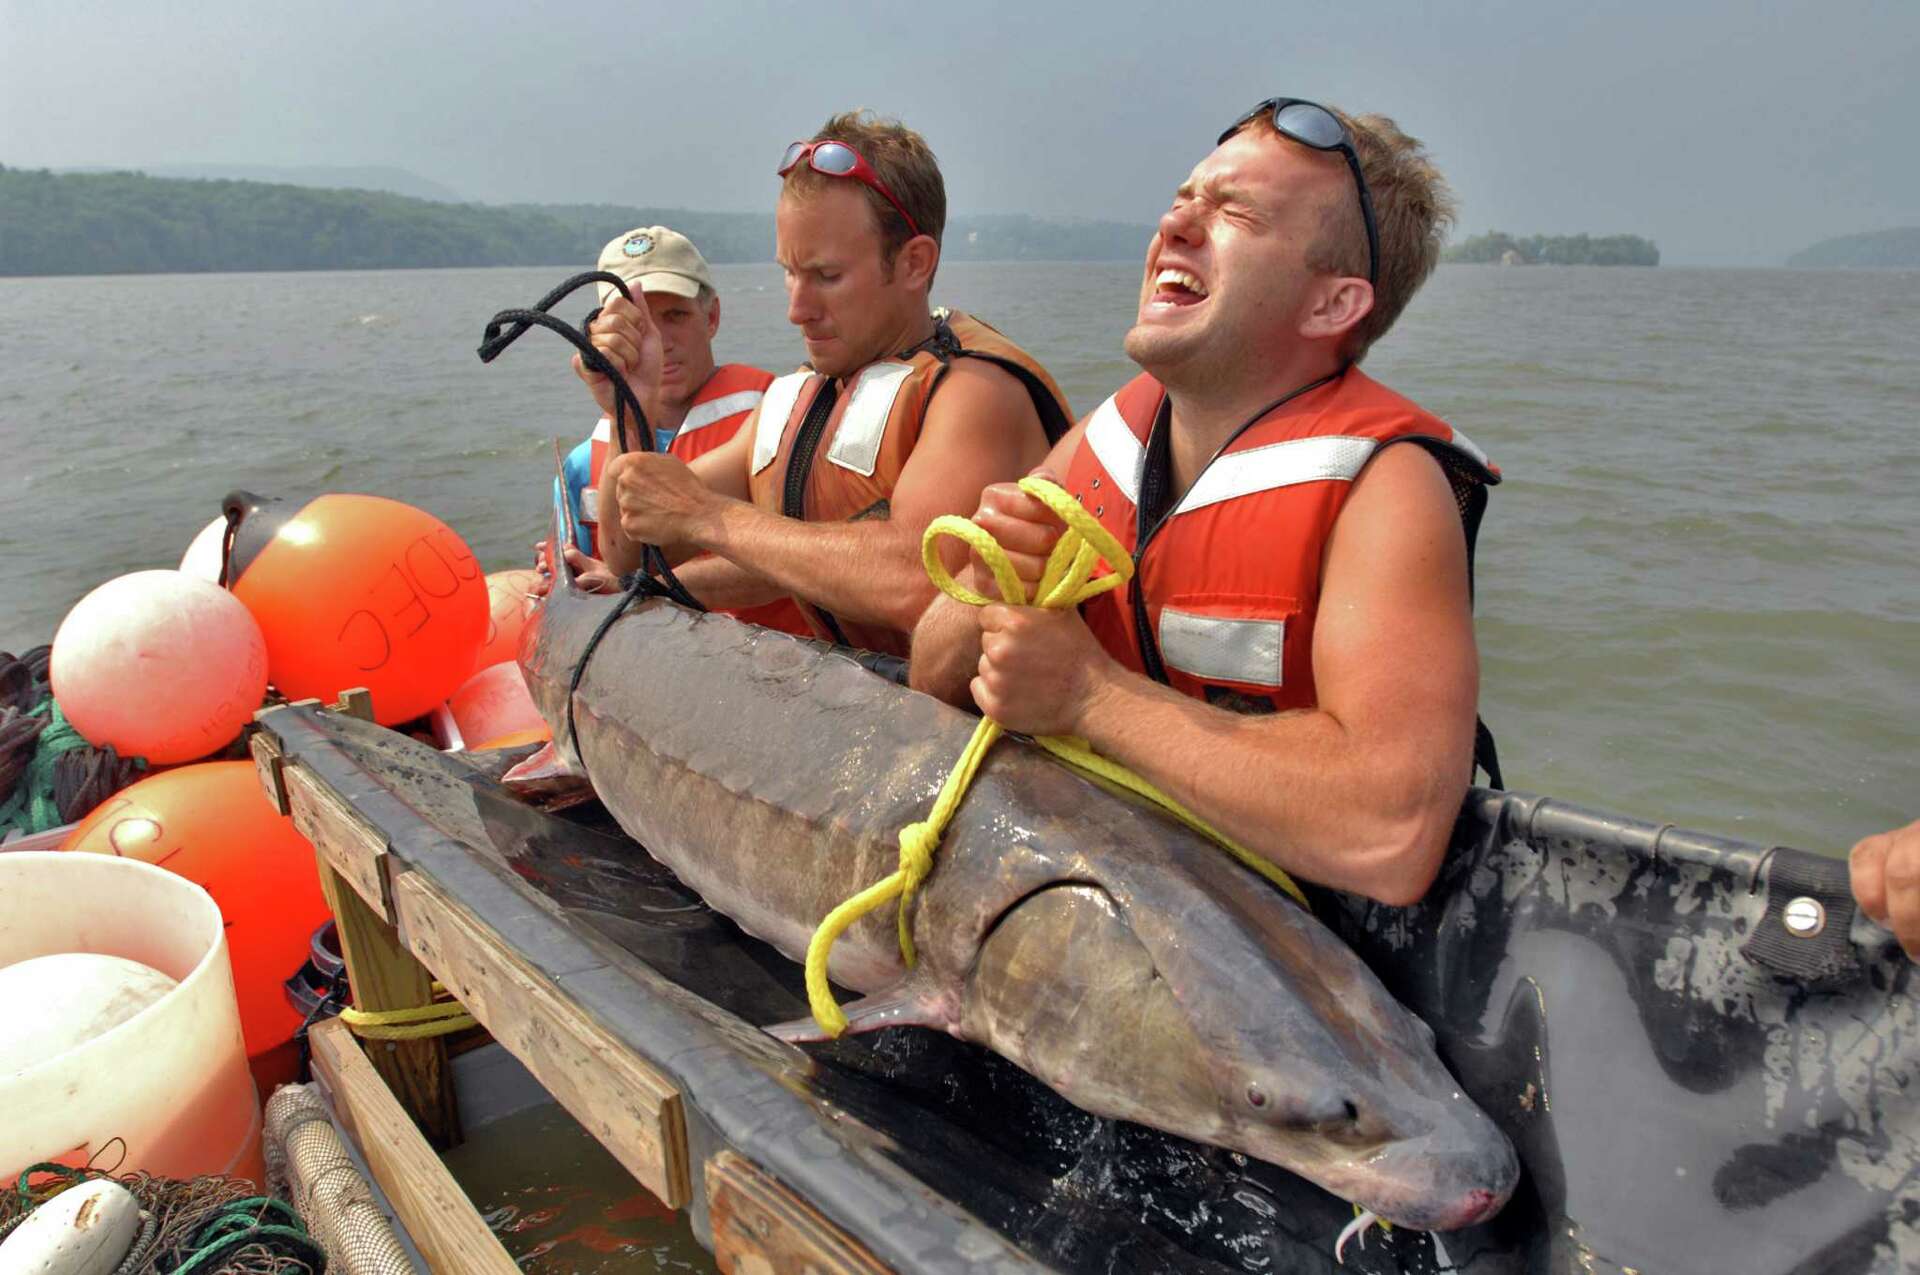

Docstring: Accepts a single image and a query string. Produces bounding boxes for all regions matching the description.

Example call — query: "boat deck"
[251,698,1920,1275]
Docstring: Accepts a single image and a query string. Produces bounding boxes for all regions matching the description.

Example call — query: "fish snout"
[1441,1186,1507,1230]
[1368,1121,1520,1232]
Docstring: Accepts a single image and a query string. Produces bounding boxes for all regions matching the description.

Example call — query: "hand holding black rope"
[477,271,703,610]
[479,273,708,783]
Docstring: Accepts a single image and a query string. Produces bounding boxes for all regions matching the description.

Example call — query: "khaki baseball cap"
[595,226,714,305]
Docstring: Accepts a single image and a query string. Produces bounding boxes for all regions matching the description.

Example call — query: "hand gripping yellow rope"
[803,477,1307,1036]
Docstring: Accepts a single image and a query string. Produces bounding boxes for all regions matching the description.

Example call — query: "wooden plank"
[707,1151,891,1275]
[331,687,376,721]
[249,730,290,816]
[317,854,461,1148]
[309,1018,518,1275]
[392,870,691,1208]
[285,759,390,919]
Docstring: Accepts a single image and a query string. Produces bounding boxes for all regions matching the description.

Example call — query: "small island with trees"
[1444,231,1659,267]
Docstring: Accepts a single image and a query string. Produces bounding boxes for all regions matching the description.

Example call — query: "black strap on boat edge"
[1739,847,1863,985]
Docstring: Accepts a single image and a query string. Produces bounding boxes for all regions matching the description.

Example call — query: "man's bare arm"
[693,361,1050,635]
[667,554,789,610]
[973,445,1478,905]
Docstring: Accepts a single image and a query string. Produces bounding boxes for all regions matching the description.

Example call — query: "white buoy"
[177,515,228,583]
[49,569,269,764]
[0,954,178,1076]
[0,1178,143,1275]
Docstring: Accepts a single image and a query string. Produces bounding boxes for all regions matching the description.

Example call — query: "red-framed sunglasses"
[777,140,923,239]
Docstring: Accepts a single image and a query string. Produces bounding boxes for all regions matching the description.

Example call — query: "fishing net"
[0,646,147,838]
[0,1154,325,1274]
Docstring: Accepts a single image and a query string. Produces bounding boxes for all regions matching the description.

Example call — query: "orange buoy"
[473,726,550,750]
[475,567,541,672]
[448,661,550,752]
[224,492,488,725]
[50,570,268,764]
[62,760,329,1088]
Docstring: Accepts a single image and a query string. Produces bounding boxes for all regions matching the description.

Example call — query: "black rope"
[476,272,703,609]
[478,272,713,791]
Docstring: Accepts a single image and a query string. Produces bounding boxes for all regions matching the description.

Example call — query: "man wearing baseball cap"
[557,225,805,632]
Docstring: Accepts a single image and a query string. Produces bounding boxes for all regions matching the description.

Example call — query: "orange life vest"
[1064,367,1498,715]
[743,310,1072,656]
[580,363,808,636]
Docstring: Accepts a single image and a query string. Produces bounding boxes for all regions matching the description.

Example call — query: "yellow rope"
[337,982,477,1041]
[804,477,1307,1036]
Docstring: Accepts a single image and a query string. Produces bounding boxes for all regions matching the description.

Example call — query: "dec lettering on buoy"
[335,528,485,670]
[223,494,488,725]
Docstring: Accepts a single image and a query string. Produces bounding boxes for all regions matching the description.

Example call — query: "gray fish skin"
[521,567,1518,1232]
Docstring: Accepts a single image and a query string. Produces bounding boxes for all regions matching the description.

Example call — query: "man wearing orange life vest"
[911,99,1497,908]
[573,112,1071,658]
[556,225,806,634]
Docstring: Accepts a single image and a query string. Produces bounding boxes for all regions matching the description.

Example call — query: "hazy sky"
[4,0,1915,266]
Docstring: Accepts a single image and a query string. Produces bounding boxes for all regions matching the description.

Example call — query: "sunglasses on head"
[777,139,923,239]
[1221,97,1378,287]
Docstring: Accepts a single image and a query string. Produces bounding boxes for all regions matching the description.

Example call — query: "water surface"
[1,262,1913,850]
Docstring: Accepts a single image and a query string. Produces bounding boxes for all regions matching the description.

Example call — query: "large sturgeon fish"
[519,521,1518,1234]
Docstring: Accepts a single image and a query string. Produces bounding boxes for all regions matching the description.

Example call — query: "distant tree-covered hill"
[0,166,1150,276]
[1787,227,1920,268]
[59,163,469,203]
[1444,230,1659,266]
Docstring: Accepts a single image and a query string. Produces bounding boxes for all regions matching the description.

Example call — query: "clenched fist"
[573,291,665,427]
[608,450,717,549]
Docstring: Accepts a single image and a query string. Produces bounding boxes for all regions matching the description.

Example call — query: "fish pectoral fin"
[765,982,951,1043]
[504,740,580,783]
[500,740,597,810]
[503,737,583,787]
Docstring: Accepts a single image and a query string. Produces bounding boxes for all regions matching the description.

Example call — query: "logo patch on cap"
[622,233,654,257]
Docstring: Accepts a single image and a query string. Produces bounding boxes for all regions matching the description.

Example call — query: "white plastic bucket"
[0,852,265,1183]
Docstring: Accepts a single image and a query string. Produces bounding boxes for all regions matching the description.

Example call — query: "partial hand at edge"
[1851,817,1920,960]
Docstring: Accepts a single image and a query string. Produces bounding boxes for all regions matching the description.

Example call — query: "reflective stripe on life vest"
[1157,607,1287,689]
[826,362,916,477]
[1171,435,1378,516]
[678,388,765,439]
[752,371,814,475]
